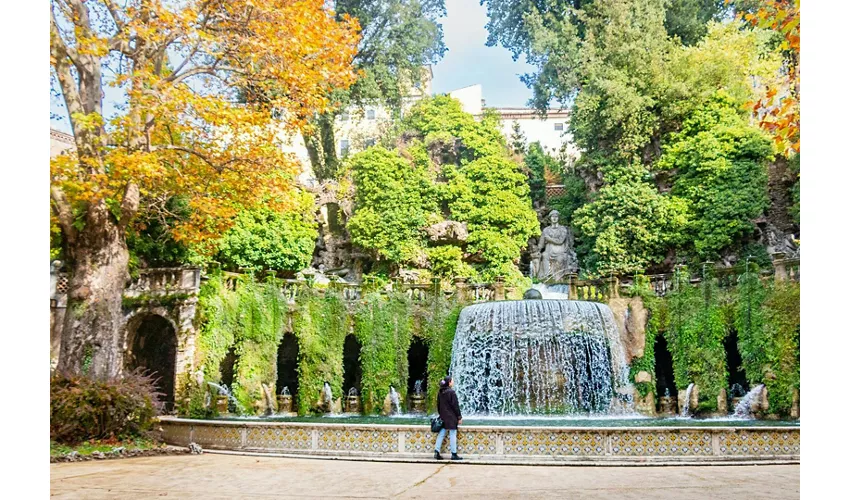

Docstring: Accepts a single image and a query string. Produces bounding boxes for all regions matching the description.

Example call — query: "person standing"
[434,376,463,461]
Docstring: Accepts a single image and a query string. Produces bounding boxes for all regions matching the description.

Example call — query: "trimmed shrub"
[50,370,161,444]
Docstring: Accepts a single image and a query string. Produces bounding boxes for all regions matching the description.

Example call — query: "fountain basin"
[160,417,799,464]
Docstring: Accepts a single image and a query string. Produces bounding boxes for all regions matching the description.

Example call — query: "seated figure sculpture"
[534,210,578,281]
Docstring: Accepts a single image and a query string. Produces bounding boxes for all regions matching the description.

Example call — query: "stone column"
[494,276,506,301]
[606,276,620,299]
[566,273,579,300]
[772,252,788,282]
[717,388,727,415]
[454,277,469,303]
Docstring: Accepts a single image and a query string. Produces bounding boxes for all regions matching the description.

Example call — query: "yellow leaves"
[51,0,361,251]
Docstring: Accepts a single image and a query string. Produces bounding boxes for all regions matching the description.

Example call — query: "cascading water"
[449,295,634,416]
[680,383,695,417]
[321,382,334,413]
[413,380,424,395]
[388,386,401,414]
[733,384,765,418]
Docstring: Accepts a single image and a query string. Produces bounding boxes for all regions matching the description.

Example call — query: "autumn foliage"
[50,0,360,377]
[50,0,360,251]
[741,0,800,156]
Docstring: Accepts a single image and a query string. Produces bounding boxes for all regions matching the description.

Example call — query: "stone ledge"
[160,417,800,464]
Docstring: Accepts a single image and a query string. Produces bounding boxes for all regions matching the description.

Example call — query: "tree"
[302,0,447,180]
[657,92,773,260]
[741,0,799,156]
[50,0,359,378]
[664,0,727,45]
[216,193,318,273]
[346,96,538,281]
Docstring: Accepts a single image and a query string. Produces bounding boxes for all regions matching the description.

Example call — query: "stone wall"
[160,418,800,463]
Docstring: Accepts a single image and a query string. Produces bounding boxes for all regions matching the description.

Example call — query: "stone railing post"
[494,276,506,301]
[566,273,578,300]
[772,252,788,282]
[606,276,619,299]
[454,277,469,303]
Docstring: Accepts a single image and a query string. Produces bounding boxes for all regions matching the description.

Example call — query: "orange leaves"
[51,0,361,252]
[738,0,800,157]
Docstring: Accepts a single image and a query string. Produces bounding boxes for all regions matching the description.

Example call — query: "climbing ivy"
[421,295,463,412]
[353,293,414,413]
[735,271,800,415]
[292,291,349,415]
[664,268,728,412]
[627,276,665,398]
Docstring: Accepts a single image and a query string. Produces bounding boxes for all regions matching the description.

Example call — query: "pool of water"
[208,414,800,427]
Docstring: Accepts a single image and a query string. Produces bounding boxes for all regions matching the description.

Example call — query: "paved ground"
[51,453,800,499]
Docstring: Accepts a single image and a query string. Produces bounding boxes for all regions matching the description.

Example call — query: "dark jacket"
[437,388,462,430]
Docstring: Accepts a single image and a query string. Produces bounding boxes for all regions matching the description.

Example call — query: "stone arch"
[126,313,178,411]
[276,333,299,399]
[653,335,676,400]
[342,334,362,396]
[406,337,429,396]
[724,328,749,399]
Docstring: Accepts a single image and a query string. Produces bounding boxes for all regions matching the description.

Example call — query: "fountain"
[207,382,244,415]
[320,382,334,413]
[387,386,401,415]
[680,383,696,417]
[659,387,677,415]
[733,384,766,418]
[277,386,293,413]
[346,387,361,413]
[409,380,426,413]
[449,292,634,415]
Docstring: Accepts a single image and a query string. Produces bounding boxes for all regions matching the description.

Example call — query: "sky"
[50,0,534,134]
[430,0,535,108]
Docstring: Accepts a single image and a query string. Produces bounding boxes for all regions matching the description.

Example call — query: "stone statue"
[533,210,578,281]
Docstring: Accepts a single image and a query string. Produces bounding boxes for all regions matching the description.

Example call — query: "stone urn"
[216,395,229,414]
[346,394,361,413]
[409,393,426,413]
[659,396,677,415]
[278,394,293,413]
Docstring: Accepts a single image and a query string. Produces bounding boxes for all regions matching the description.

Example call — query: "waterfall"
[733,384,765,418]
[681,383,695,417]
[449,299,634,415]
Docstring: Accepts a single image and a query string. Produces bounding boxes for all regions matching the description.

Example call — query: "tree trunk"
[56,202,131,379]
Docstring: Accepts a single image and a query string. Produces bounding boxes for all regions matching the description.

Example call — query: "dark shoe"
[433,451,443,460]
[451,453,463,461]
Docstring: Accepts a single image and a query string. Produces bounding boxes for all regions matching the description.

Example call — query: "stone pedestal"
[346,395,361,413]
[494,276,506,301]
[409,394,426,413]
[278,395,293,414]
[659,396,677,415]
[216,395,228,414]
[454,277,469,303]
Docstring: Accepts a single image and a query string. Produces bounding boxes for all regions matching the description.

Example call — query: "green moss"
[735,271,799,415]
[293,291,348,415]
[122,292,191,310]
[422,296,462,412]
[663,268,728,411]
[626,277,664,398]
[354,293,414,413]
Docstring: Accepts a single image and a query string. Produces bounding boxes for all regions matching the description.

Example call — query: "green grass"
[50,437,162,457]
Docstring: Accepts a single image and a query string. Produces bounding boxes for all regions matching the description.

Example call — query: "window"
[340,139,350,155]
[366,109,376,120]
[554,122,564,131]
